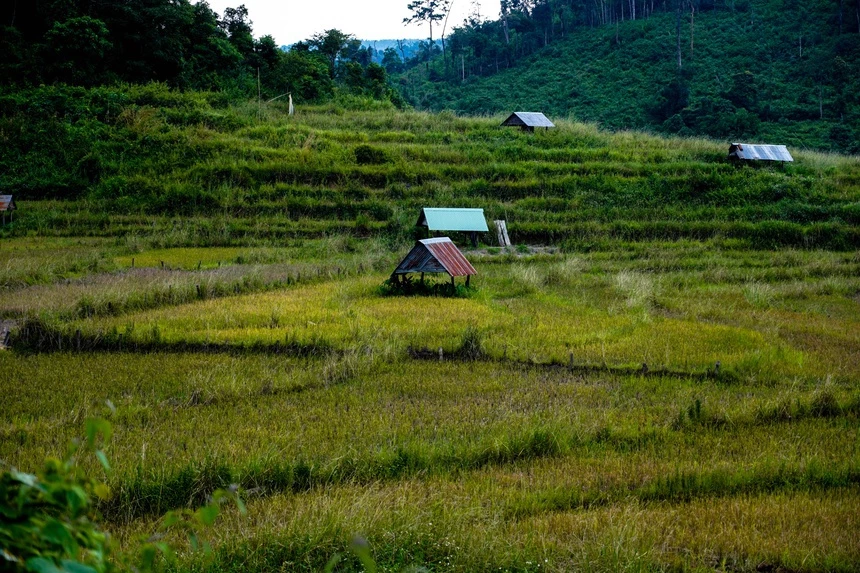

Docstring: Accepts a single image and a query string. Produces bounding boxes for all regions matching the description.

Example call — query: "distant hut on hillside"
[417,207,489,247]
[0,195,16,225]
[501,112,555,133]
[392,237,477,288]
[728,143,793,162]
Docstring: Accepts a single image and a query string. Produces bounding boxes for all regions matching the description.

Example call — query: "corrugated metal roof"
[501,112,555,128]
[417,208,489,232]
[729,143,793,162]
[394,238,477,277]
[0,196,15,212]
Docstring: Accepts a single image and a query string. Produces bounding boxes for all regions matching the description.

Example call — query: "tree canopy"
[0,1,400,106]
[394,0,860,153]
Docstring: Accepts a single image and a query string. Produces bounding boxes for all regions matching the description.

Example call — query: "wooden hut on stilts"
[392,237,477,288]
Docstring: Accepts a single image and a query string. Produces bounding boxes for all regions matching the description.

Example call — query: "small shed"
[0,195,16,225]
[417,207,489,247]
[728,143,793,162]
[392,237,477,287]
[501,112,555,132]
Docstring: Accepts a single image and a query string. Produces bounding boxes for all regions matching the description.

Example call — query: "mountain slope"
[404,2,860,153]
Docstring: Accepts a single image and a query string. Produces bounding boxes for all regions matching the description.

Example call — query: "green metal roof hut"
[417,207,489,247]
[501,112,555,133]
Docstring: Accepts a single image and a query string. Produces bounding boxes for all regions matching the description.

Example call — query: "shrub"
[455,325,486,361]
[354,144,390,165]
[0,420,113,573]
[0,420,245,573]
[811,389,842,418]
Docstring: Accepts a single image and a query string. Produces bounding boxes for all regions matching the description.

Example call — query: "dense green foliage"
[5,0,859,154]
[1,459,111,572]
[403,0,860,153]
[4,0,254,90]
[0,1,400,108]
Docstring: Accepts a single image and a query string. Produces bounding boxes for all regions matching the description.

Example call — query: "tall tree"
[220,5,255,61]
[43,16,112,85]
[183,1,243,89]
[382,47,404,73]
[308,29,354,78]
[404,0,452,44]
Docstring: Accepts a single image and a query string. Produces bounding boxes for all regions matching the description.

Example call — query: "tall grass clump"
[743,281,776,308]
[454,325,487,361]
[543,257,582,286]
[614,271,656,309]
[508,264,543,294]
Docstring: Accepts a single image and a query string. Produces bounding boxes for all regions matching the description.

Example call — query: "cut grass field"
[16,243,859,382]
[2,352,858,570]
[2,241,858,572]
[1,100,859,572]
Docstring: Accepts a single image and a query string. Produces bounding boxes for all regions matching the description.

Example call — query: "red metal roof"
[394,238,477,277]
[0,196,15,212]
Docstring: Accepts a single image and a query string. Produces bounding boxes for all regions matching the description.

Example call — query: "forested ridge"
[396,0,860,153]
[1,0,400,103]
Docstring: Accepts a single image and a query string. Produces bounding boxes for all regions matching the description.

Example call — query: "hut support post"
[466,275,470,287]
[451,275,455,288]
[420,272,425,284]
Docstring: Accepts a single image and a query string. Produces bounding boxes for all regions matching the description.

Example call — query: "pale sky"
[205,0,502,45]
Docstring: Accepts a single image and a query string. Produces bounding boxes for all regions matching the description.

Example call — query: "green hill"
[1,86,858,251]
[401,0,860,153]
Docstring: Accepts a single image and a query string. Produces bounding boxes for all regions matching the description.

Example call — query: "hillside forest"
[3,0,860,153]
[1,1,401,105]
[397,0,860,153]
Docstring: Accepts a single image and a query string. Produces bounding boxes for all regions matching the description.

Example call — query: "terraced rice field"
[2,237,858,572]
[2,105,858,572]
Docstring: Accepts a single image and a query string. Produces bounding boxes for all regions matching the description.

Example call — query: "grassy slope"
[2,91,859,253]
